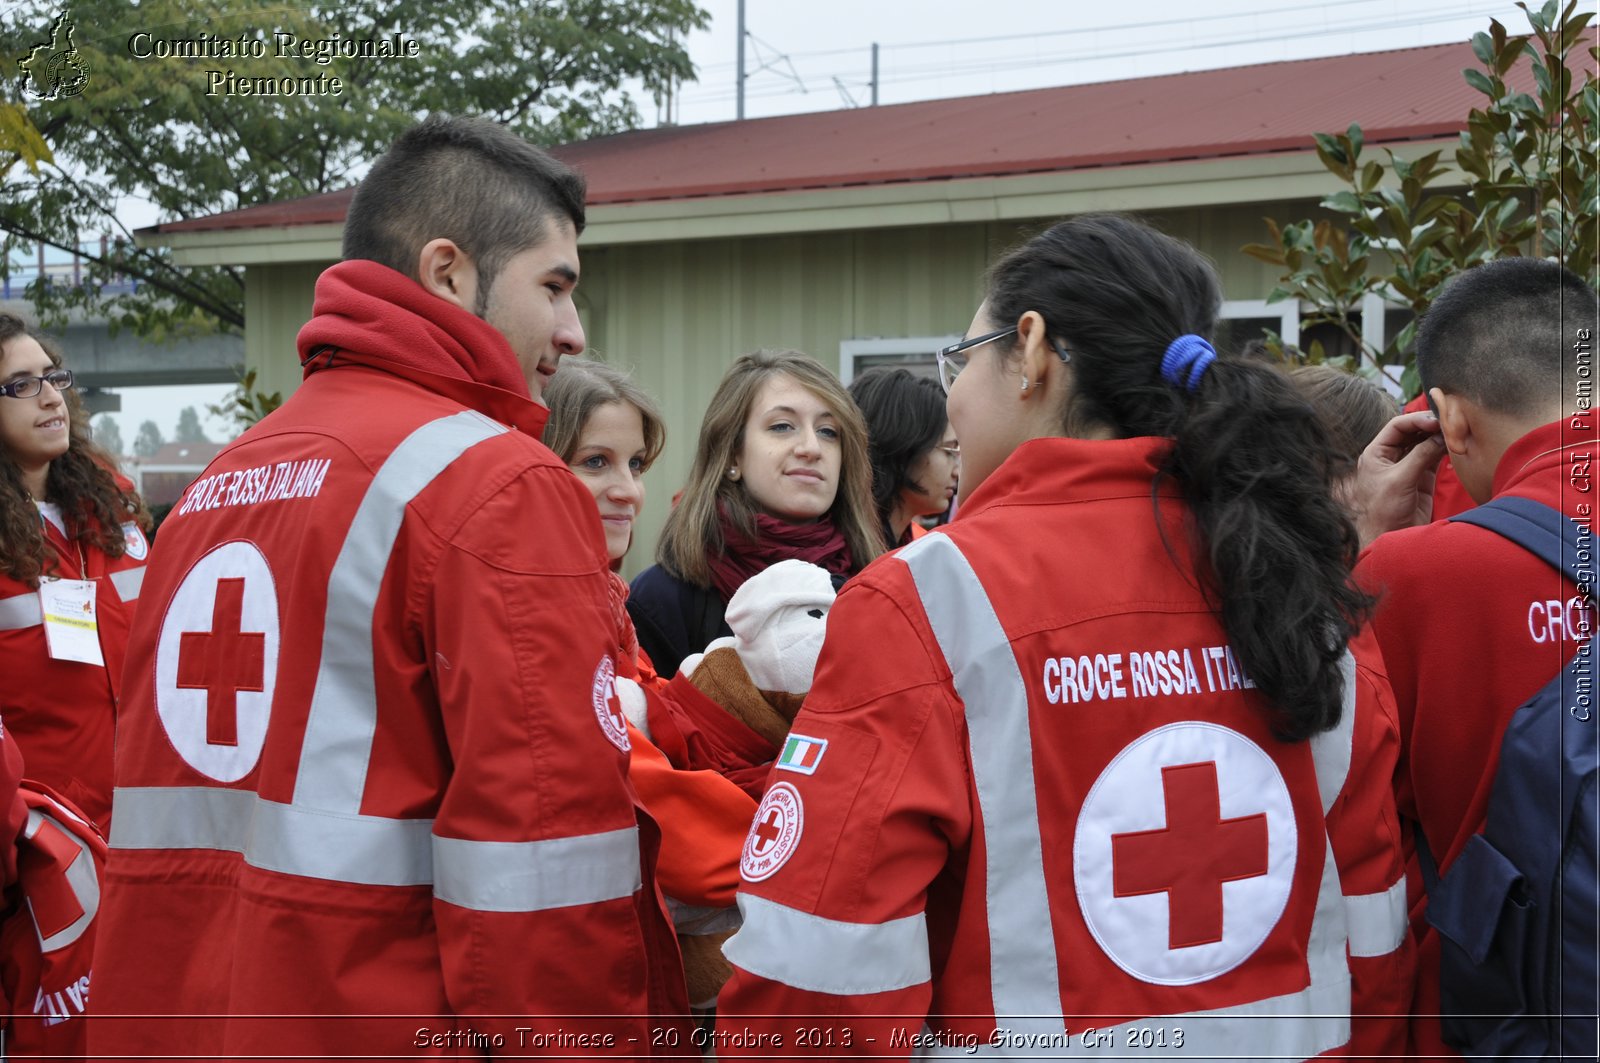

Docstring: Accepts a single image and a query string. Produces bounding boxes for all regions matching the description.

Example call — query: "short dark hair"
[342,114,587,300]
[847,368,948,529]
[1417,258,1595,417]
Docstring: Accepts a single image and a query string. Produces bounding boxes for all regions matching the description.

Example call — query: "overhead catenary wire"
[694,0,1426,71]
[680,0,1512,109]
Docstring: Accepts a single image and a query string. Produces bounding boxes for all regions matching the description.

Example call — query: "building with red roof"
[140,40,1514,568]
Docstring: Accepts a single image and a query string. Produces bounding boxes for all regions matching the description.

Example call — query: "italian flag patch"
[776,733,828,775]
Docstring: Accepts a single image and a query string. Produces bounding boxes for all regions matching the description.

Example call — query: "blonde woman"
[544,357,772,1008]
[628,350,884,676]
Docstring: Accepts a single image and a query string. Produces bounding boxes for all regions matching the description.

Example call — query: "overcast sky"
[101,0,1526,447]
[664,0,1522,124]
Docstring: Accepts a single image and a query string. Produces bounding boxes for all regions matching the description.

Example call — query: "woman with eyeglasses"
[717,215,1412,1059]
[0,313,150,832]
[628,349,884,677]
[847,367,959,548]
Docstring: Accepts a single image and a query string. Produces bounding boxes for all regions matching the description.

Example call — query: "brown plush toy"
[652,560,837,1010]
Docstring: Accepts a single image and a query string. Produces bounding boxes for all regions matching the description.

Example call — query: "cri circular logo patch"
[742,782,805,882]
[121,522,148,561]
[591,655,630,752]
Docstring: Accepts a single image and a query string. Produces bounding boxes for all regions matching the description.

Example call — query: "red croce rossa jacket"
[718,436,1413,1060]
[91,261,689,1058]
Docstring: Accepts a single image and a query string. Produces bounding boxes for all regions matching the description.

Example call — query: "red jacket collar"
[957,435,1181,520]
[1491,417,1592,498]
[296,260,548,437]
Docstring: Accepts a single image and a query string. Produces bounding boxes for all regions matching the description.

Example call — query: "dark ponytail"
[986,214,1371,741]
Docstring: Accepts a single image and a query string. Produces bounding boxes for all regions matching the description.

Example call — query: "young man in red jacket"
[91,115,689,1057]
[1355,258,1597,1057]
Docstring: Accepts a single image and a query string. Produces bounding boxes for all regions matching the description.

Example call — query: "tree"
[133,420,165,459]
[1242,0,1597,398]
[0,103,53,177]
[91,414,124,455]
[174,406,210,443]
[0,0,708,337]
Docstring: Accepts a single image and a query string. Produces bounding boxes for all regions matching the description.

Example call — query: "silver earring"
[1020,377,1029,392]
[727,467,739,480]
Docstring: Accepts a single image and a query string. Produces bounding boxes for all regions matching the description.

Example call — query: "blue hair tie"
[1159,334,1216,393]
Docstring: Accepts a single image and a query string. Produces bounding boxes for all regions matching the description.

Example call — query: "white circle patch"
[742,781,804,882]
[154,540,279,783]
[1073,721,1297,986]
[121,522,148,561]
[591,655,630,752]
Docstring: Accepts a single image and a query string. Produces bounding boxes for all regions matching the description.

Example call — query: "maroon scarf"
[707,505,852,602]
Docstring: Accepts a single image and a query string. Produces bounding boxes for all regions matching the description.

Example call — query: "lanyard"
[33,504,104,666]
[35,503,88,579]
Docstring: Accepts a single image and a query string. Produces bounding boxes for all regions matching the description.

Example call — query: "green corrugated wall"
[244,199,1320,577]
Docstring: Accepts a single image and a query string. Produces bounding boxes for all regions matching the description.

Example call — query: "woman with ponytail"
[0,313,149,831]
[717,215,1412,1059]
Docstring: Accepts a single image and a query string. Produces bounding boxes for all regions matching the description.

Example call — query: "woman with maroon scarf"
[628,349,883,677]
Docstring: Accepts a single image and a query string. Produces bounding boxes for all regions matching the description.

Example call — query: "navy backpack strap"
[1448,495,1588,585]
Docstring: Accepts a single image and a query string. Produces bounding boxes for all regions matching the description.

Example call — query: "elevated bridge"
[3,240,243,409]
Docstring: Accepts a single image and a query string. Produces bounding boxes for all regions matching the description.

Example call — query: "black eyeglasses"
[0,369,73,399]
[934,328,1016,394]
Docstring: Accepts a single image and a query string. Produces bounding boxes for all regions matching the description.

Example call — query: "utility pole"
[736,0,746,120]
[871,42,879,106]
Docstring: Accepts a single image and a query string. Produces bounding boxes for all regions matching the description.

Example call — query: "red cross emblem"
[741,782,803,882]
[605,683,627,733]
[1110,760,1269,950]
[752,808,784,854]
[176,578,266,747]
[591,656,629,752]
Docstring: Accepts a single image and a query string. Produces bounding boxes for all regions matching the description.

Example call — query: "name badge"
[38,578,105,667]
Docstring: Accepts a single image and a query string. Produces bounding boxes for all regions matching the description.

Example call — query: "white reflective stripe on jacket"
[892,532,1359,1060]
[108,410,643,914]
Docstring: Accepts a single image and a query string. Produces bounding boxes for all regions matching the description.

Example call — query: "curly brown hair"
[0,314,149,587]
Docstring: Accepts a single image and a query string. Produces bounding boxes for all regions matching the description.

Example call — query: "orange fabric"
[627,724,754,908]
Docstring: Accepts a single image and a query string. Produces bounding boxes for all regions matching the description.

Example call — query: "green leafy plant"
[207,368,283,436]
[1243,0,1597,397]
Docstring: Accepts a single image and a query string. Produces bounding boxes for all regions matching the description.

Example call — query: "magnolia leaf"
[1242,243,1287,266]
[1400,361,1423,401]
[1321,191,1363,215]
[1464,67,1497,98]
[1497,37,1529,76]
[1472,31,1497,67]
